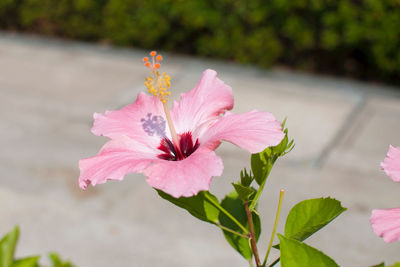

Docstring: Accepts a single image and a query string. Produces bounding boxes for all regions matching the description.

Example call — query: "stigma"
[143,51,171,103]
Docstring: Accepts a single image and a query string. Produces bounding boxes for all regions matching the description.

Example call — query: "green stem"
[204,193,249,234]
[249,156,277,211]
[249,177,266,211]
[248,259,254,267]
[262,190,285,267]
[268,257,280,267]
[215,223,250,239]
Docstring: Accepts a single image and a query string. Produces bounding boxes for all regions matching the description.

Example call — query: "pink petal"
[370,208,400,243]
[144,148,223,198]
[199,110,285,154]
[381,145,400,182]
[91,92,168,145]
[171,69,234,134]
[79,137,157,189]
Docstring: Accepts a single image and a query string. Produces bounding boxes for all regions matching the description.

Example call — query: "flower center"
[157,132,200,161]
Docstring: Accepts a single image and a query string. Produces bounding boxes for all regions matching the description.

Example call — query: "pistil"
[143,51,179,147]
[162,101,179,147]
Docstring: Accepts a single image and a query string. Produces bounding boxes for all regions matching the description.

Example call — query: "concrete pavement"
[1,32,400,266]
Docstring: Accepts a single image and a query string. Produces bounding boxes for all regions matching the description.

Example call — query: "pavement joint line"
[339,100,374,148]
[313,92,368,168]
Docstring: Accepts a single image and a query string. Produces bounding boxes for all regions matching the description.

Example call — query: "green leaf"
[232,183,255,202]
[248,148,275,211]
[272,128,289,156]
[49,253,75,267]
[219,190,261,260]
[272,125,295,157]
[12,256,40,267]
[370,263,385,267]
[49,253,63,266]
[249,121,294,211]
[251,126,293,186]
[278,234,339,267]
[251,148,273,186]
[389,263,400,267]
[285,198,346,242]
[156,190,220,224]
[0,226,19,267]
[240,168,253,187]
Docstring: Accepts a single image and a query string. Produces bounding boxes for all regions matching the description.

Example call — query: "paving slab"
[326,95,400,174]
[1,33,400,266]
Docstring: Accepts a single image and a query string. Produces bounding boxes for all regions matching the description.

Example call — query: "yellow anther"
[144,71,171,103]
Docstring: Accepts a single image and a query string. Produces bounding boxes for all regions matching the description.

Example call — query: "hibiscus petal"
[79,137,157,189]
[199,110,285,154]
[370,207,400,243]
[171,69,234,134]
[144,148,223,198]
[381,145,400,182]
[91,92,168,146]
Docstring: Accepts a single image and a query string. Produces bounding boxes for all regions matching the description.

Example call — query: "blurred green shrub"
[1,0,400,83]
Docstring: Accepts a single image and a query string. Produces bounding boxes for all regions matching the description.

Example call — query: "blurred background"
[1,0,400,84]
[1,0,400,266]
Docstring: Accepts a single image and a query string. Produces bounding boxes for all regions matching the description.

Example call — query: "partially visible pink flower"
[381,145,400,182]
[79,69,284,197]
[370,145,400,242]
[370,208,400,243]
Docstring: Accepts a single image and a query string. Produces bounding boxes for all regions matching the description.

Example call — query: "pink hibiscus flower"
[381,145,400,182]
[79,52,284,198]
[370,145,400,242]
[370,208,400,243]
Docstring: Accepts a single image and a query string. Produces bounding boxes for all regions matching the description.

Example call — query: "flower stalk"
[244,201,261,267]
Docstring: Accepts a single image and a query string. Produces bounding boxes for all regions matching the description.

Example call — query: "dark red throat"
[158,132,200,161]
